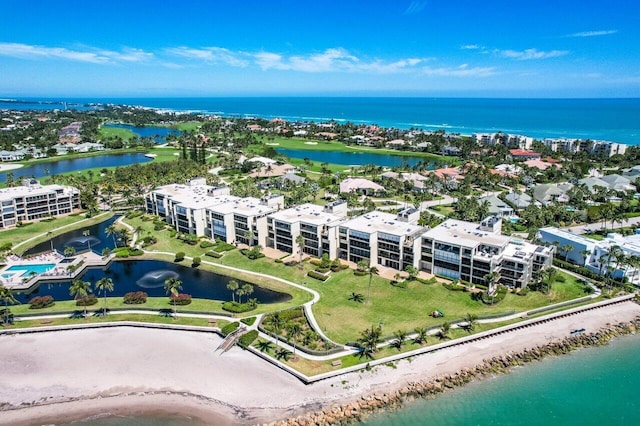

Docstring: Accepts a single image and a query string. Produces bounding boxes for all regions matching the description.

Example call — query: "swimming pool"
[5,263,56,276]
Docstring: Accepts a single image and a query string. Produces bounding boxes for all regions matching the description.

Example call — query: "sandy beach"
[0,163,23,172]
[1,301,639,425]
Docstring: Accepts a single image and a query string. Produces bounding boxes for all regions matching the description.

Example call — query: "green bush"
[517,287,530,296]
[129,249,143,256]
[241,316,256,326]
[174,251,185,262]
[169,230,178,238]
[199,240,214,248]
[391,280,408,289]
[205,250,223,258]
[416,277,437,285]
[153,224,165,231]
[192,256,201,267]
[123,291,147,304]
[76,294,98,306]
[214,242,236,252]
[222,301,257,313]
[308,270,330,281]
[443,282,465,291]
[353,270,367,276]
[276,307,304,322]
[221,321,240,336]
[238,330,258,349]
[29,295,54,309]
[170,293,192,305]
[115,250,130,258]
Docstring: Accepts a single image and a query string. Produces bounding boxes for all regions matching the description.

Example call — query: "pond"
[23,215,121,257]
[0,153,153,182]
[275,148,436,168]
[14,259,291,304]
[103,123,181,143]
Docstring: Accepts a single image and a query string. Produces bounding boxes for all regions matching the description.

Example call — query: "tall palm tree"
[105,224,118,247]
[240,283,254,303]
[286,322,302,358]
[226,280,239,303]
[367,264,379,303]
[413,326,429,345]
[438,321,451,339]
[483,271,500,304]
[0,284,17,324]
[266,312,283,347]
[255,339,274,353]
[357,325,382,359]
[164,277,183,319]
[95,277,114,317]
[464,313,478,332]
[69,279,92,318]
[392,329,408,350]
[295,234,305,269]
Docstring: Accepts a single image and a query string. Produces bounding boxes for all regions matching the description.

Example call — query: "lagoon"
[103,123,181,143]
[0,153,153,182]
[275,148,436,168]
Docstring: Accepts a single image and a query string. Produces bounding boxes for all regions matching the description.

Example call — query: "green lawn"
[12,312,230,329]
[174,121,204,132]
[98,126,136,141]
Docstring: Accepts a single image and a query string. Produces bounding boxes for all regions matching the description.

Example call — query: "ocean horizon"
[2,97,639,145]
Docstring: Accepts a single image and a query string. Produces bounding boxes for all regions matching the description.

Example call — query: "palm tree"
[560,244,574,261]
[227,280,239,303]
[357,325,382,359]
[295,234,305,269]
[366,263,379,303]
[438,321,451,340]
[105,224,118,247]
[69,279,92,318]
[255,339,274,353]
[64,246,76,258]
[463,313,478,332]
[286,322,302,358]
[94,277,114,317]
[266,312,283,347]
[275,347,293,361]
[164,277,183,319]
[244,230,254,247]
[0,284,17,324]
[240,283,254,303]
[392,329,408,350]
[348,292,365,303]
[404,265,419,281]
[413,326,429,345]
[483,271,500,304]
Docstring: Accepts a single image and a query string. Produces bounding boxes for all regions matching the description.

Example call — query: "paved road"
[562,216,640,235]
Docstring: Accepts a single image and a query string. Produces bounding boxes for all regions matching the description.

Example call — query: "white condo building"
[0,179,80,229]
[421,217,554,288]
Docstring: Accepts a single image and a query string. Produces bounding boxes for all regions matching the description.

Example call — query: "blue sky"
[0,0,638,97]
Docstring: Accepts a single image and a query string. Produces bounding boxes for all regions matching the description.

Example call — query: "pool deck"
[1,251,114,291]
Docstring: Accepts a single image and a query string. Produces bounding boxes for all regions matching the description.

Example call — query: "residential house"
[339,178,385,196]
[532,183,573,206]
[480,195,514,218]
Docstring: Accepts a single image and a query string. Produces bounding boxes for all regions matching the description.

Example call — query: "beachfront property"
[538,227,640,285]
[205,194,283,247]
[337,208,425,270]
[542,138,627,157]
[266,201,347,258]
[473,133,534,150]
[0,179,80,229]
[144,177,231,236]
[421,217,554,288]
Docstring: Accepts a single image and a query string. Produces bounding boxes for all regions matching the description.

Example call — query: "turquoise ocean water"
[2,97,639,144]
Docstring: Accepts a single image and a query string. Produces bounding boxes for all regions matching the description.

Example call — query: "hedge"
[76,294,98,306]
[222,301,257,313]
[123,291,148,304]
[221,321,240,336]
[199,240,215,248]
[206,250,223,258]
[238,330,259,349]
[29,295,54,309]
[170,293,192,305]
[308,270,330,281]
[241,316,256,326]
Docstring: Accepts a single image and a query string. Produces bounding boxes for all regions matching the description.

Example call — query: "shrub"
[174,251,185,262]
[481,285,508,305]
[76,294,98,306]
[29,295,54,309]
[417,277,438,285]
[275,258,283,263]
[241,316,256,326]
[517,287,530,296]
[443,282,465,291]
[169,230,178,238]
[123,291,148,304]
[238,330,259,349]
[199,240,214,248]
[391,280,408,289]
[153,224,165,231]
[0,242,13,251]
[276,308,304,322]
[205,250,222,258]
[170,293,192,305]
[129,249,144,256]
[315,267,330,273]
[353,270,367,276]
[221,321,240,336]
[222,301,257,313]
[192,256,201,267]
[140,236,157,247]
[308,270,330,281]
[115,250,130,258]
[214,242,236,252]
[554,274,566,283]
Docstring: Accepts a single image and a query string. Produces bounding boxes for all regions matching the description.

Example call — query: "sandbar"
[1,301,639,425]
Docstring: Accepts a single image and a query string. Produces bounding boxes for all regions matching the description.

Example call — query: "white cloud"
[0,42,152,64]
[165,46,249,67]
[496,48,568,60]
[461,44,482,50]
[404,1,427,15]
[566,30,618,38]
[422,64,496,77]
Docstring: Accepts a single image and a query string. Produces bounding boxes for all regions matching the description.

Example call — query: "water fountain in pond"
[65,235,102,252]
[136,270,180,289]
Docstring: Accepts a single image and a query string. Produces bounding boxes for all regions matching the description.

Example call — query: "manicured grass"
[174,121,204,132]
[11,313,230,329]
[98,125,136,141]
[1,212,112,254]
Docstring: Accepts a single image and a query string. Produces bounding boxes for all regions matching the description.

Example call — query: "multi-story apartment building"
[205,194,283,247]
[542,138,627,157]
[145,177,231,236]
[266,201,348,258]
[0,179,80,229]
[338,208,425,270]
[421,217,553,288]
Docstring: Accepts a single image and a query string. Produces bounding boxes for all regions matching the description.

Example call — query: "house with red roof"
[509,149,541,160]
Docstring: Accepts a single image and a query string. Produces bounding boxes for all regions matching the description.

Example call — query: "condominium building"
[145,177,231,236]
[421,217,553,288]
[0,179,80,229]
[266,201,348,258]
[205,194,283,247]
[338,208,425,270]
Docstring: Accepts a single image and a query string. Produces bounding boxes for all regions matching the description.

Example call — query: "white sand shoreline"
[1,301,639,425]
[0,163,23,172]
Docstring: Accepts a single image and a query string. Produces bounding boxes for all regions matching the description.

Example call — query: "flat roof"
[538,227,598,248]
[340,210,424,236]
[210,196,277,216]
[153,184,233,210]
[0,183,77,201]
[269,203,344,226]
[423,219,508,248]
